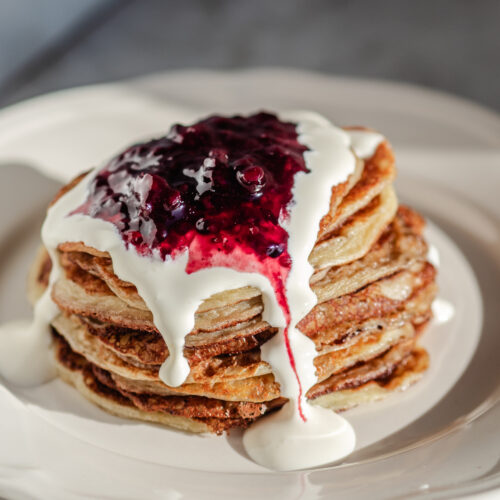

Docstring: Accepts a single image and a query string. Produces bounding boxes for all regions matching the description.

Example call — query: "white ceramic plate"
[0,69,498,499]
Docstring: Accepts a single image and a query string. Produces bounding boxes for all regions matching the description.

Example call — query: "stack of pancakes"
[28,130,436,434]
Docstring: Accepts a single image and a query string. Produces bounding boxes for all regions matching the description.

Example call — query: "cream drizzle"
[347,129,384,159]
[0,115,385,471]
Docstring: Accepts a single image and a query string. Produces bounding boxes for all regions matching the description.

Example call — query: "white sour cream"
[427,244,440,268]
[426,244,455,325]
[347,129,384,159]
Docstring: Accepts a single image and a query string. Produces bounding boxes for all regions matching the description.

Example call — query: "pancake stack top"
[28,113,436,434]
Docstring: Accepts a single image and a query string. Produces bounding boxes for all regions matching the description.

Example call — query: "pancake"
[52,319,280,402]
[314,323,416,382]
[27,120,438,435]
[309,338,417,400]
[310,185,398,270]
[310,345,429,412]
[52,262,266,334]
[326,137,396,233]
[52,332,278,434]
[58,245,263,314]
[303,261,437,349]
[317,136,395,239]
[79,315,276,365]
[312,205,429,303]
[52,314,273,384]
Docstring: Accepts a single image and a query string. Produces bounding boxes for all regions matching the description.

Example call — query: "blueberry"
[266,243,284,258]
[236,166,266,193]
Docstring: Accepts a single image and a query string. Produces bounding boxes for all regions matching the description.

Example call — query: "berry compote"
[73,112,310,417]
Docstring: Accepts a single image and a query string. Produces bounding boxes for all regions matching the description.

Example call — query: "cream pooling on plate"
[426,244,455,324]
[0,112,384,470]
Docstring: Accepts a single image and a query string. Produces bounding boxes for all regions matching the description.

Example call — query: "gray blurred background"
[0,0,499,110]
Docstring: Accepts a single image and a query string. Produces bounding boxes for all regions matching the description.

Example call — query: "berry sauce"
[73,112,310,418]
